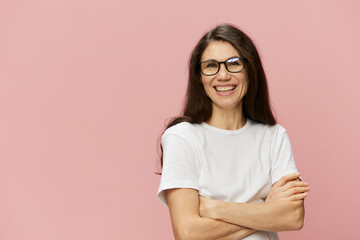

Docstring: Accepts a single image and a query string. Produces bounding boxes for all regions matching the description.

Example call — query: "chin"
[214,102,242,110]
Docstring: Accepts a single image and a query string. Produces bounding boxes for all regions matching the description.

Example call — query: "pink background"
[1,0,359,239]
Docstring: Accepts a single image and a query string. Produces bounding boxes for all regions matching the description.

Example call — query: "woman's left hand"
[199,195,218,219]
[265,172,310,204]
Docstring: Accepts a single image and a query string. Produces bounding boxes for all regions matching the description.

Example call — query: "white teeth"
[215,86,236,92]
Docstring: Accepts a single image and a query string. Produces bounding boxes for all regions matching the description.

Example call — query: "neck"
[206,103,247,130]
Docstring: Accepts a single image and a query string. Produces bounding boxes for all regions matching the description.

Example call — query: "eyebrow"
[202,56,240,62]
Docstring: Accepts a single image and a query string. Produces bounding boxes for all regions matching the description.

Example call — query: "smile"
[214,85,237,92]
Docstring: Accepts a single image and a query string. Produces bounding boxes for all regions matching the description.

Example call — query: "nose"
[217,63,231,80]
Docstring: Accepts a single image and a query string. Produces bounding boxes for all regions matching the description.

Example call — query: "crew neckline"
[201,118,251,135]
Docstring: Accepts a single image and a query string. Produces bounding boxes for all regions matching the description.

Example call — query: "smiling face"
[200,41,248,112]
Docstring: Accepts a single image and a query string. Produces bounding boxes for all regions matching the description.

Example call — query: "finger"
[286,192,308,201]
[274,172,301,187]
[282,181,309,191]
[284,186,310,197]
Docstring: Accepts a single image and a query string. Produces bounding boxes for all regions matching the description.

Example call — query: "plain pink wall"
[1,0,359,239]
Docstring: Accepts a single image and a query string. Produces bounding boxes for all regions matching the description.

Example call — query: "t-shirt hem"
[157,181,199,208]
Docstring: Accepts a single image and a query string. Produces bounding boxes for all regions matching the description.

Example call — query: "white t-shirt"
[157,118,300,240]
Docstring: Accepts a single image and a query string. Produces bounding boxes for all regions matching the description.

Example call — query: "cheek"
[201,77,212,94]
[243,80,248,93]
[242,82,248,96]
[201,76,208,85]
[238,75,248,93]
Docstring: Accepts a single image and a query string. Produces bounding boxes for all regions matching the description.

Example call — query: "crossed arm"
[166,172,310,240]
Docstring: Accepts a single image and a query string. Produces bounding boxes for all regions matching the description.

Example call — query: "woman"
[157,24,310,240]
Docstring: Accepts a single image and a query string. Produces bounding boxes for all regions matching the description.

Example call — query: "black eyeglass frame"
[199,57,247,76]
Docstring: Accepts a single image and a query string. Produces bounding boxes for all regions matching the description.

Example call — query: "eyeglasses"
[199,57,246,76]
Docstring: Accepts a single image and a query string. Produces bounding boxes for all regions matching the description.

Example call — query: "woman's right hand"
[265,172,310,204]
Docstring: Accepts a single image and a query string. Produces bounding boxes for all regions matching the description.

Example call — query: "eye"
[204,62,218,68]
[226,57,245,72]
[227,57,242,66]
[229,61,240,66]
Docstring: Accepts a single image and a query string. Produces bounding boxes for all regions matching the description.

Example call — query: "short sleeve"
[270,126,301,185]
[157,133,199,208]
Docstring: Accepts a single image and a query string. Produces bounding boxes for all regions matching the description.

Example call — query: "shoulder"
[163,121,194,135]
[163,122,197,137]
[161,122,204,145]
[261,122,293,151]
[248,119,288,140]
[249,119,286,132]
[268,123,287,136]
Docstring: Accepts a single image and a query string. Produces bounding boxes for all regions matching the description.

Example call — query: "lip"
[214,84,237,88]
[213,84,237,96]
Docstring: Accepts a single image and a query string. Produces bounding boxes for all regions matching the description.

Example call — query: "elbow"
[271,200,305,231]
[288,216,304,231]
[176,222,206,240]
[294,219,304,230]
[174,223,199,240]
[178,231,196,240]
[176,231,198,240]
[178,228,203,240]
[287,201,305,231]
[289,215,304,231]
[293,209,305,230]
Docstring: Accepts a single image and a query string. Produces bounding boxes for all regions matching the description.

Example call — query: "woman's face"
[200,41,248,111]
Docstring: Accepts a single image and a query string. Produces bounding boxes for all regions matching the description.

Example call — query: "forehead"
[201,41,240,61]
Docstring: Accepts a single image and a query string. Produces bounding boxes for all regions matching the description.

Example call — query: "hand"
[199,195,218,219]
[265,172,310,204]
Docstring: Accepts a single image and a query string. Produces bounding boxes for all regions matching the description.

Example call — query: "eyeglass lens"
[201,57,244,76]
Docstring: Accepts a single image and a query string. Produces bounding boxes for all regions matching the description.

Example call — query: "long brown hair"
[156,23,276,174]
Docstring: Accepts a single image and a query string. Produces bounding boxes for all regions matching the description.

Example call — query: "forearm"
[211,200,304,232]
[176,216,256,240]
